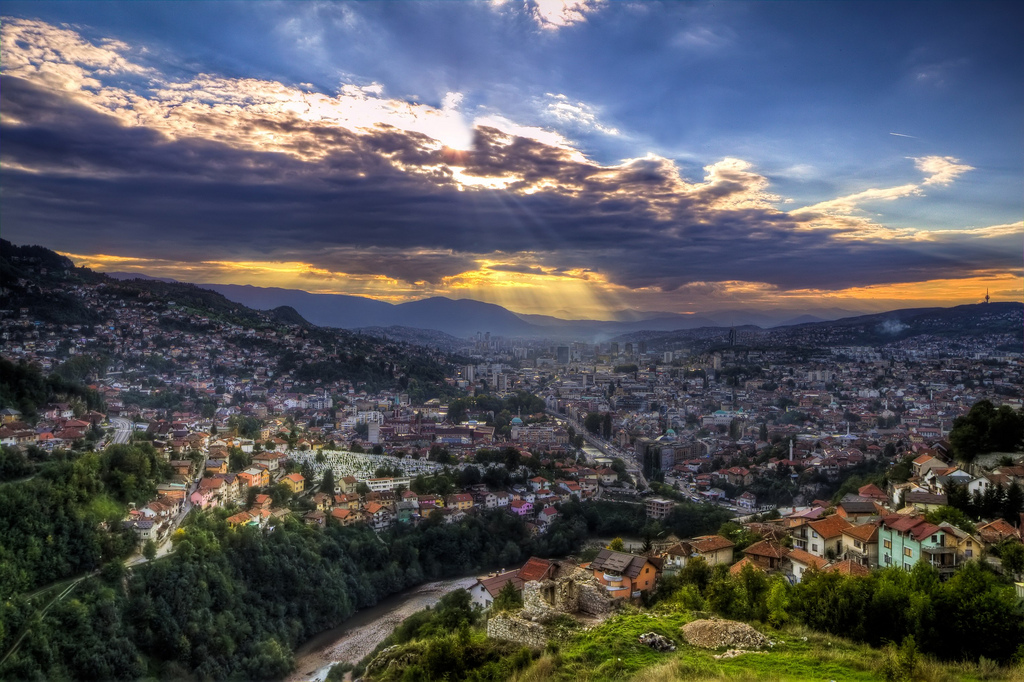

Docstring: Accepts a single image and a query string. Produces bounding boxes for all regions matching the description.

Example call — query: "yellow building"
[445,493,474,511]
[283,473,305,493]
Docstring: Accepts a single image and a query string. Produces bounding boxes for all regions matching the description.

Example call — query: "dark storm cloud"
[1,71,1018,294]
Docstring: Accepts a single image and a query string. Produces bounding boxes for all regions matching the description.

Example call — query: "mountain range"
[104,274,862,340]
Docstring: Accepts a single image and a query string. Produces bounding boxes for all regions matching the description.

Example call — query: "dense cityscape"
[2,1,1022,680]
[2,242,1023,680]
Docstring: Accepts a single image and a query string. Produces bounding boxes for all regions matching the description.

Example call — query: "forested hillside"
[0,444,169,601]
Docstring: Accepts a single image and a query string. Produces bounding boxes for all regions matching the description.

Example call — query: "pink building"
[510,500,533,517]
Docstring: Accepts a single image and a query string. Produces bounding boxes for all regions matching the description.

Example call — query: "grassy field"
[503,606,1024,682]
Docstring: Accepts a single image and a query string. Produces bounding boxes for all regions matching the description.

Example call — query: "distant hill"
[196,282,866,340]
[268,305,310,326]
[77,262,1021,344]
[1,239,102,325]
[3,240,466,403]
[629,302,1023,351]
[353,326,469,352]
[788,302,1024,345]
[198,284,545,337]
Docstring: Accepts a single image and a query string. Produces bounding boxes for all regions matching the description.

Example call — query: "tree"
[301,461,316,487]
[491,580,523,612]
[950,400,1024,462]
[924,506,975,534]
[143,539,157,562]
[228,447,252,472]
[584,412,602,435]
[321,468,335,494]
[1002,480,1023,524]
[1000,541,1024,576]
[428,445,453,465]
[766,577,790,627]
[879,636,919,682]
[608,537,624,552]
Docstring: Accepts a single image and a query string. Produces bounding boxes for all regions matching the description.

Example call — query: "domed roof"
[511,416,524,425]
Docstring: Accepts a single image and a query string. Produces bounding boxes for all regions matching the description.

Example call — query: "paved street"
[108,416,133,445]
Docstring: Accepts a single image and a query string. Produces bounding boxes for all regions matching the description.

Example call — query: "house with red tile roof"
[878,514,957,574]
[806,515,853,559]
[510,499,533,517]
[729,556,763,576]
[688,535,735,566]
[518,557,556,582]
[469,570,523,609]
[786,548,828,582]
[841,522,880,568]
[826,558,871,577]
[190,477,224,509]
[537,506,558,527]
[743,539,789,571]
[282,473,304,493]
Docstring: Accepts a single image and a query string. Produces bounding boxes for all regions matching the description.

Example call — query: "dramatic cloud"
[1,16,1020,315]
[543,93,620,136]
[914,155,974,186]
[529,0,604,30]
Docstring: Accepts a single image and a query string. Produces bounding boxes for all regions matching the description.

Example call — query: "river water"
[288,576,478,682]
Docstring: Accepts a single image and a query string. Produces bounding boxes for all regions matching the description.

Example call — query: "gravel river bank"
[288,576,478,682]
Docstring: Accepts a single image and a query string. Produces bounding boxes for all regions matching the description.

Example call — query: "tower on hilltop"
[985,288,990,304]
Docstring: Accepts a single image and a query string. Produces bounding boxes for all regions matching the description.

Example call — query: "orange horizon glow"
[64,251,1023,320]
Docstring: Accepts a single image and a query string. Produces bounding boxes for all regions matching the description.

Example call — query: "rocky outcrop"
[363,643,425,678]
[638,632,676,651]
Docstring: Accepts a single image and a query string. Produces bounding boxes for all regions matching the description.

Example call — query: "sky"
[1,1,1021,320]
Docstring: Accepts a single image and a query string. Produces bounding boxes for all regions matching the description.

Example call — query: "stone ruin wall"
[486,614,549,649]
[487,567,616,648]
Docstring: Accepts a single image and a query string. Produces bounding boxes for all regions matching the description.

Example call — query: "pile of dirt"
[680,619,769,650]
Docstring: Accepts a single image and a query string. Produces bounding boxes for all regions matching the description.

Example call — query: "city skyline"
[1,1,1021,320]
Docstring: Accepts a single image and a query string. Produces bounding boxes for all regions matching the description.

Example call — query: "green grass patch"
[510,607,1024,682]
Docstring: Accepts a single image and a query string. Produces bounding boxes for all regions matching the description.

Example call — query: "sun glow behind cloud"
[64,251,1020,319]
[3,15,1021,318]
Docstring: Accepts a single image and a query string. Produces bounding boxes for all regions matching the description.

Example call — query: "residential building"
[806,515,852,559]
[588,549,661,600]
[878,515,957,574]
[645,497,674,520]
[841,522,880,568]
[687,535,735,566]
[282,473,305,493]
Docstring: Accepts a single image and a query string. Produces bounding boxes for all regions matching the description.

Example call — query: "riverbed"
[288,576,478,682]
